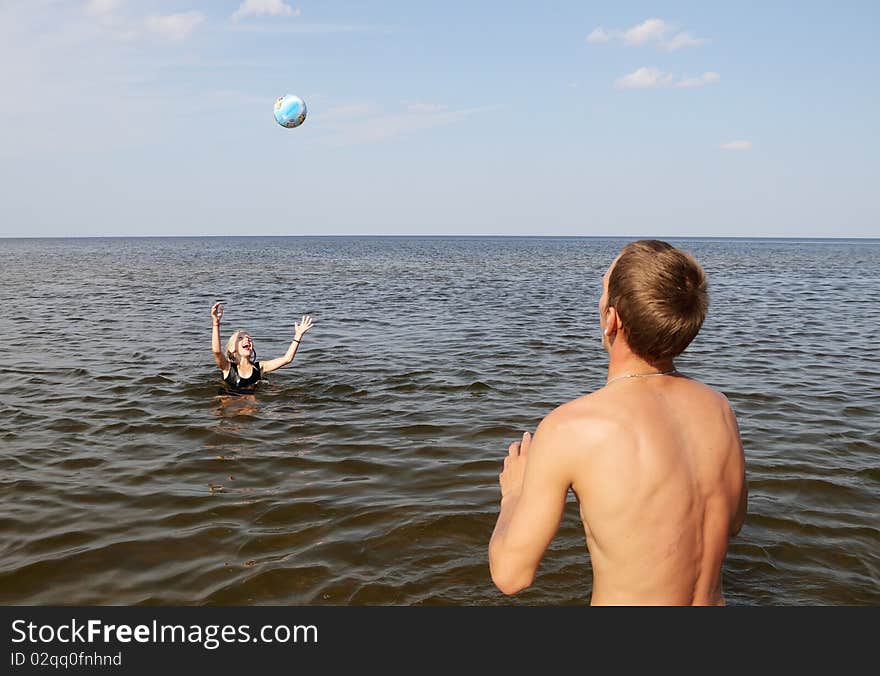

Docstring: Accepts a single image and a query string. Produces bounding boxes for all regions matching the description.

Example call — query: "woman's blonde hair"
[225,330,257,364]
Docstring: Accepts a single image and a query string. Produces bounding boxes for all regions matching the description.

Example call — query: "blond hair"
[607,240,708,362]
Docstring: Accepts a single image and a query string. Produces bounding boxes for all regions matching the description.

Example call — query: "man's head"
[599,240,708,362]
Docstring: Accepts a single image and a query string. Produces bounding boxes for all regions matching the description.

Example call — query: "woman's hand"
[211,302,224,324]
[294,315,313,340]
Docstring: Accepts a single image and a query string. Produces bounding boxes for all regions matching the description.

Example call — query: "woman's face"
[235,333,254,358]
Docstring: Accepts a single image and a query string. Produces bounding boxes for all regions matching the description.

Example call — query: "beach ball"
[274,94,307,128]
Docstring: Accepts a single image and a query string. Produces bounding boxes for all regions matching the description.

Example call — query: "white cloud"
[614,67,674,89]
[85,0,130,38]
[586,27,611,44]
[675,71,720,88]
[720,140,752,151]
[662,31,708,52]
[232,0,300,21]
[407,102,448,113]
[623,18,669,45]
[86,0,123,15]
[615,68,720,90]
[587,18,707,51]
[145,12,205,40]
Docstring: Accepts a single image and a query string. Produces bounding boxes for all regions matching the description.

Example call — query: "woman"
[211,301,313,392]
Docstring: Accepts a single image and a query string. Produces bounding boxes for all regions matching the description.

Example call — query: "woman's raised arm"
[211,302,229,371]
[261,315,314,374]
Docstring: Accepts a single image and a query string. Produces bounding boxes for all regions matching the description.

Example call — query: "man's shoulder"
[545,392,603,423]
[550,386,636,421]
[677,376,736,413]
[537,393,620,448]
[542,377,732,436]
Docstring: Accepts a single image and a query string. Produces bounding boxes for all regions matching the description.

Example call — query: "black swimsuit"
[223,361,262,391]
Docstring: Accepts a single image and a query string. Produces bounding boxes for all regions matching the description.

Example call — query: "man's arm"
[731,433,748,536]
[489,416,572,595]
[725,400,748,536]
[732,473,748,536]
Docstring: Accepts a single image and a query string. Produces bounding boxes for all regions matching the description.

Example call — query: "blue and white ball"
[274,94,307,128]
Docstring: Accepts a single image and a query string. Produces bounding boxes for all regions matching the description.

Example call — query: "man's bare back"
[489,240,747,605]
[556,375,746,605]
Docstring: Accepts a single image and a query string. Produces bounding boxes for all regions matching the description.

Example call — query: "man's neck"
[606,351,675,382]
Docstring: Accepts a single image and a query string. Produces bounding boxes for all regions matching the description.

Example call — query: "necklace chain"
[605,369,677,387]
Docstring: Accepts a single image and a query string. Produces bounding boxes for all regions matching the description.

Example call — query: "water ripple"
[0,236,878,605]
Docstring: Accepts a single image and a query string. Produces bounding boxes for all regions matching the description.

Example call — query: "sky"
[1,0,878,237]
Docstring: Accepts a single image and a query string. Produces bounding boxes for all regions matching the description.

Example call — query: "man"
[489,240,747,605]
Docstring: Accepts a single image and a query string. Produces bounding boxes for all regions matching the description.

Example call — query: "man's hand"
[500,431,531,501]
